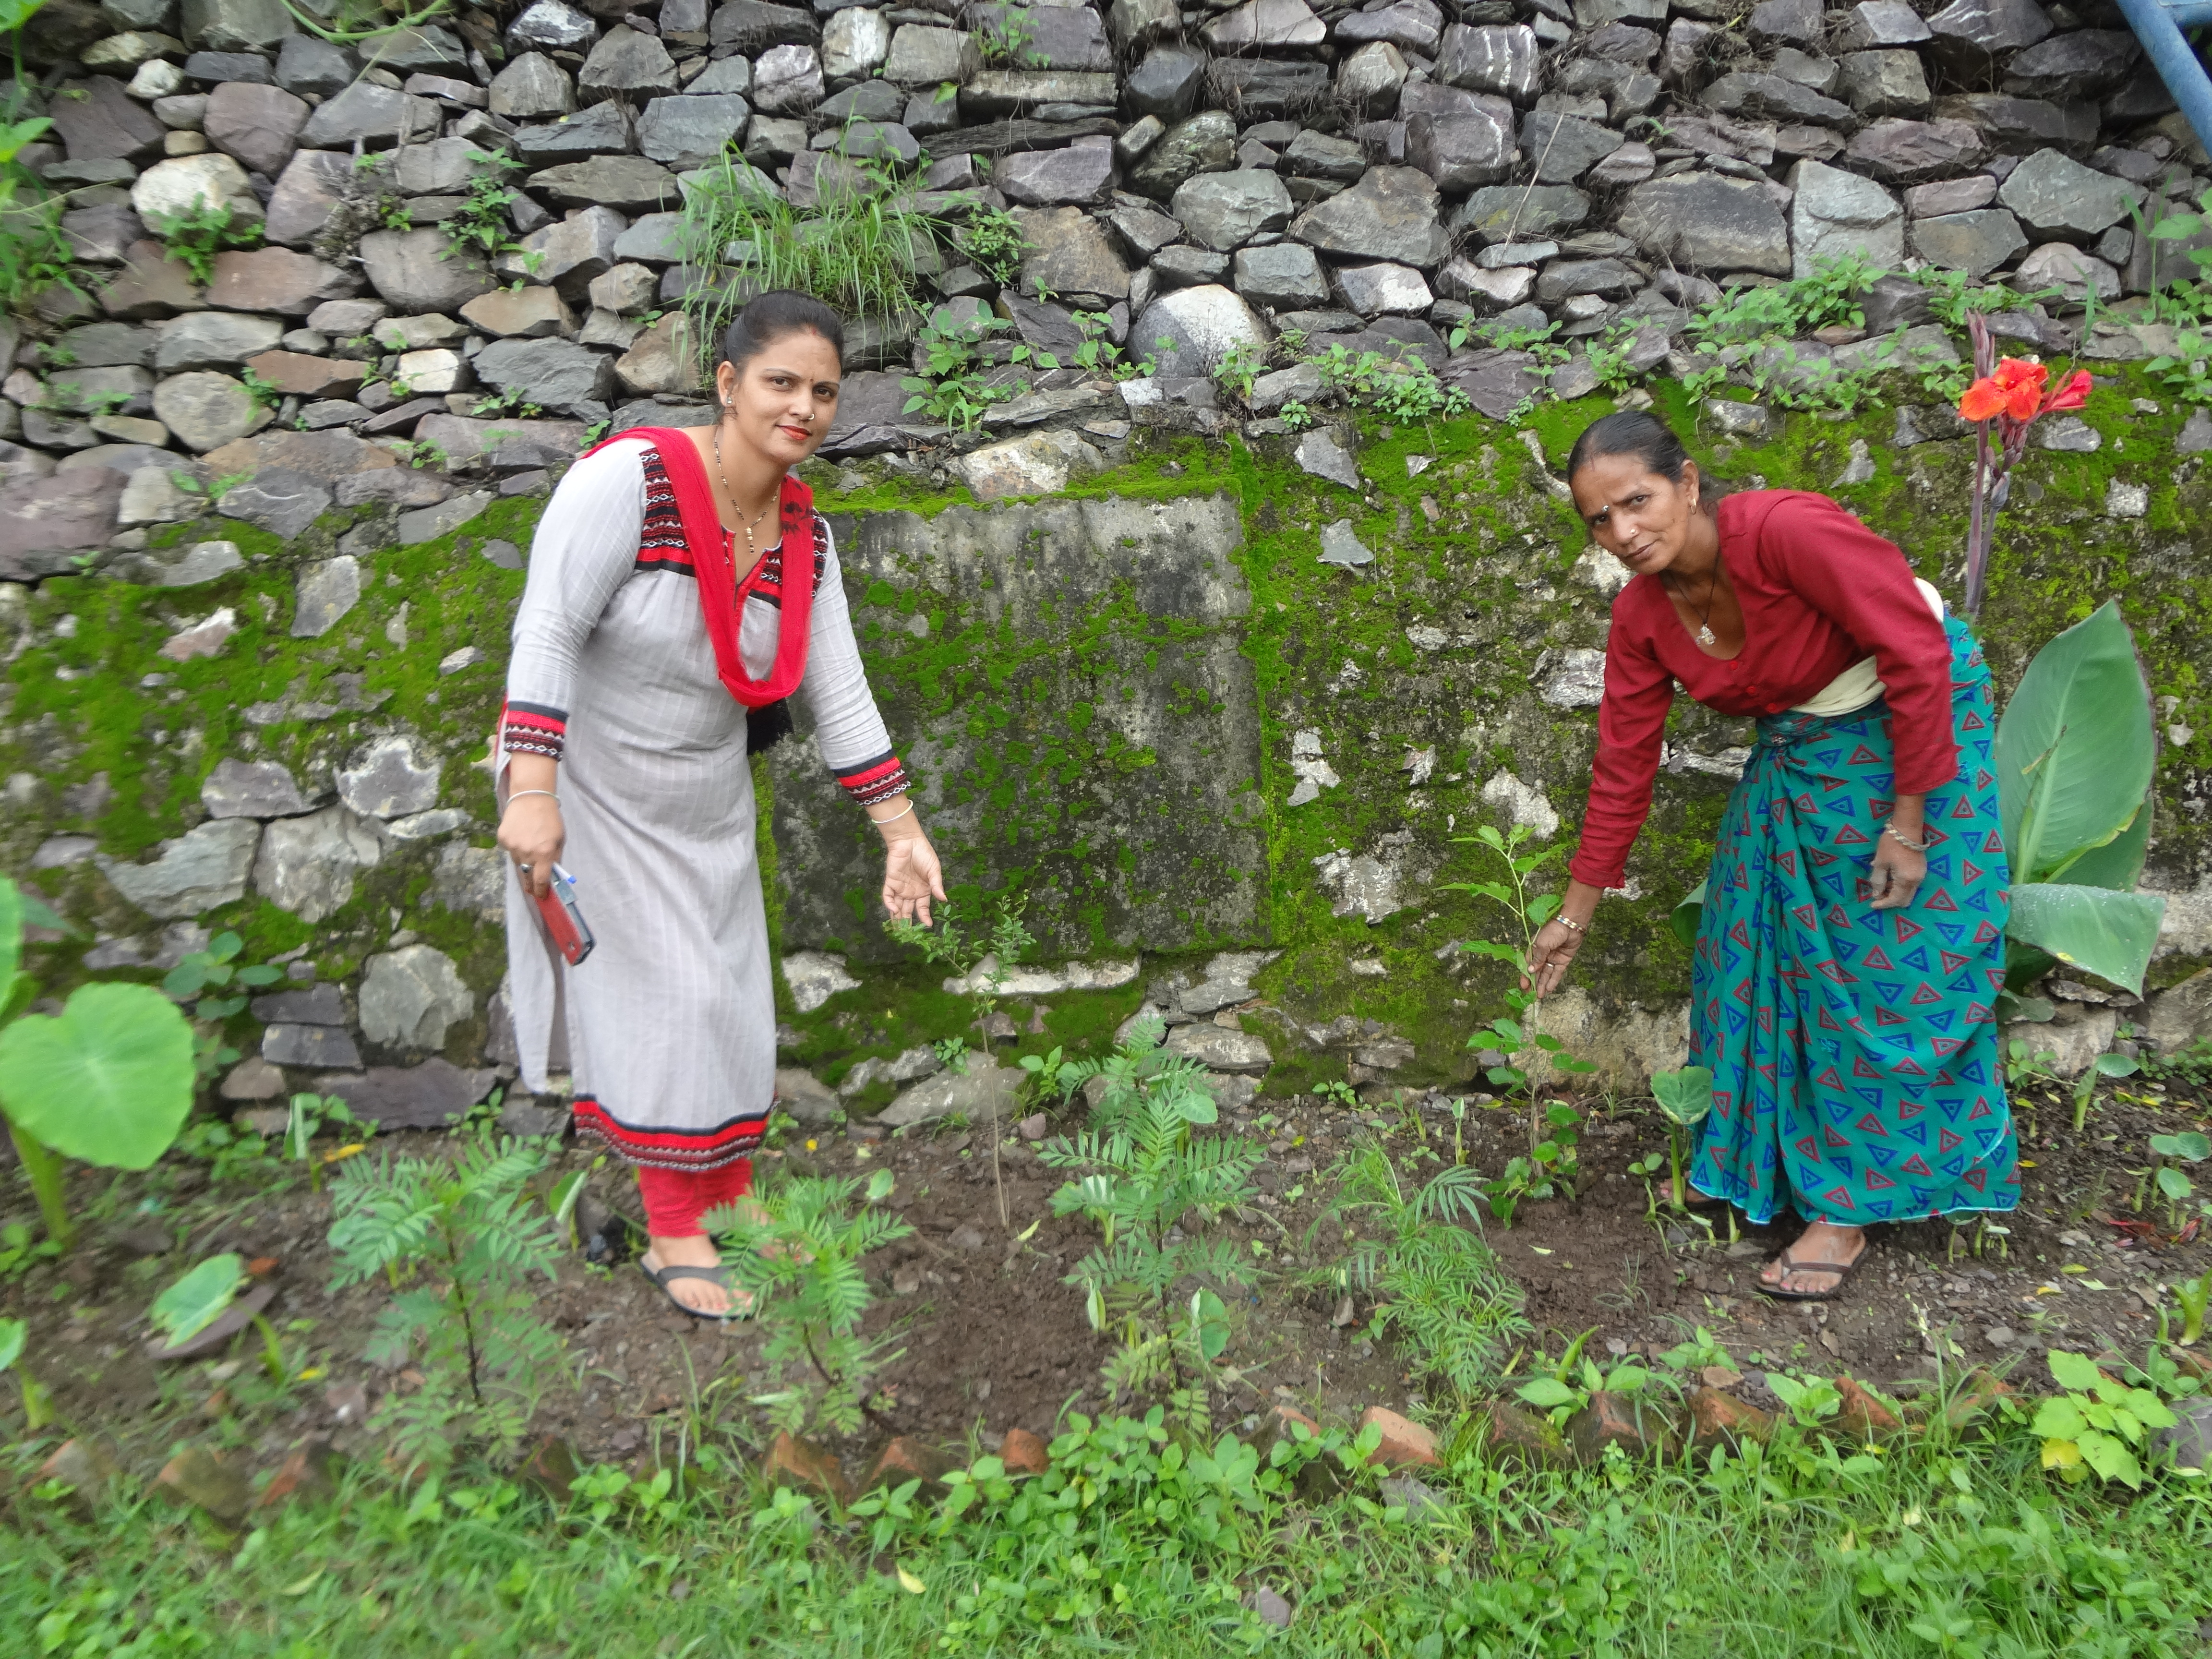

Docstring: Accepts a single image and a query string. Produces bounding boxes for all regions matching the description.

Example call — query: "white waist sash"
[1789,578,1947,717]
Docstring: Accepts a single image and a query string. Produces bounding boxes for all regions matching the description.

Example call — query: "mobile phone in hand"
[534,864,594,965]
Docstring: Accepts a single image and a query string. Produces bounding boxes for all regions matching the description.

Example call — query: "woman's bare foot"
[1758,1221,1866,1297]
[642,1233,752,1318]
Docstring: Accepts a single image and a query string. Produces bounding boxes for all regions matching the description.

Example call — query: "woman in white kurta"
[495,292,944,1318]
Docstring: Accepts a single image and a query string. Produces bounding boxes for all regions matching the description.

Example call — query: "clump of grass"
[675,156,939,366]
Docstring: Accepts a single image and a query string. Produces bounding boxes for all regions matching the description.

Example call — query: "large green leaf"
[0,1315,22,1373]
[2064,796,2151,892]
[0,982,194,1169]
[2006,883,2166,996]
[0,877,21,998]
[1651,1066,1714,1128]
[1670,880,1707,951]
[1995,601,2155,884]
[149,1254,247,1346]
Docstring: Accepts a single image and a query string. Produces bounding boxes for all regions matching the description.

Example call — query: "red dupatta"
[589,425,817,709]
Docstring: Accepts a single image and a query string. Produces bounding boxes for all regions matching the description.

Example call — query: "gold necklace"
[712,422,778,559]
[1665,569,1719,648]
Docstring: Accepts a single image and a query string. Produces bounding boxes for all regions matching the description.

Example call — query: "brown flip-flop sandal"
[640,1259,756,1322]
[1754,1245,1865,1303]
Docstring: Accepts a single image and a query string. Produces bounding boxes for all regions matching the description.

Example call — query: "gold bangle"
[1556,915,1585,934]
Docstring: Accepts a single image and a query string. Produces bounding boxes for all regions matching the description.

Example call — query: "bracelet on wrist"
[506,789,558,810]
[1555,914,1585,934]
[1883,822,1930,853]
[870,796,916,826]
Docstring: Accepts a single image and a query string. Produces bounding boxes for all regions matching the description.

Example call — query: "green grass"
[5,1377,2208,1656]
[676,154,941,366]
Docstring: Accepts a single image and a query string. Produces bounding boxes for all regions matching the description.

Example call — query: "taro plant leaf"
[149,1254,247,1346]
[1190,1286,1229,1361]
[1995,600,2155,884]
[1670,879,1706,951]
[2150,1131,2210,1163]
[0,1315,23,1373]
[2004,883,2166,996]
[0,982,195,1169]
[1651,1066,1714,1128]
[1516,1376,1579,1409]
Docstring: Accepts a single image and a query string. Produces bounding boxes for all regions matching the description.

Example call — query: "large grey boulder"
[883,23,980,85]
[152,372,264,453]
[1339,0,1445,51]
[181,0,291,52]
[337,733,441,819]
[516,101,633,162]
[498,206,625,299]
[1924,0,2052,77]
[298,82,440,148]
[637,94,751,167]
[1617,172,1791,276]
[1840,48,1931,116]
[156,312,285,373]
[264,149,361,247]
[1336,42,1409,117]
[1436,22,1539,98]
[1128,108,1237,198]
[98,819,261,918]
[997,141,1117,206]
[322,1061,499,1131]
[473,337,616,413]
[1134,283,1268,377]
[1996,148,2144,239]
[219,467,331,540]
[203,80,308,177]
[1127,42,1207,120]
[1287,166,1450,268]
[361,944,473,1050]
[1451,183,1591,243]
[201,757,325,818]
[1015,206,1130,300]
[1202,0,1324,49]
[206,246,357,316]
[275,33,353,96]
[579,24,680,102]
[252,804,382,922]
[1517,111,1624,182]
[1234,242,1331,307]
[1790,159,1904,277]
[132,153,263,227]
[290,555,360,637]
[753,43,823,113]
[1845,116,1987,181]
[1908,207,2027,276]
[490,51,575,120]
[1407,103,1515,191]
[1163,1025,1272,1073]
[51,75,165,164]
[2002,30,2138,102]
[879,1058,1021,1129]
[508,0,598,52]
[1171,169,1294,251]
[359,228,497,312]
[529,155,679,215]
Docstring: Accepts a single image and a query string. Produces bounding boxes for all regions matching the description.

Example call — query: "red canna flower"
[1959,358,2050,422]
[2040,368,2092,414]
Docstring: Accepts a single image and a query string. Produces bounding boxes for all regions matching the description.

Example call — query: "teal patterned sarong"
[1689,616,2020,1226]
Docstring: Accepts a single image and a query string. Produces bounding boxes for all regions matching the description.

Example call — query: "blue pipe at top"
[2117,0,2212,162]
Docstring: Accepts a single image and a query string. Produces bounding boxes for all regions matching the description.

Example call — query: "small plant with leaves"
[957,204,1029,285]
[473,385,546,420]
[1212,340,1264,403]
[900,310,1014,433]
[288,1090,371,1193]
[710,1168,913,1438]
[2147,1130,2208,1232]
[971,2,1043,66]
[144,199,264,284]
[1443,823,1598,1196]
[1648,1066,1712,1212]
[2173,1269,2209,1346]
[149,1253,294,1382]
[326,1137,569,1468]
[1277,397,1314,431]
[442,149,527,261]
[1069,310,1129,378]
[1307,1141,1528,1397]
[884,894,1033,1075]
[164,929,283,1019]
[2072,1049,2139,1131]
[1037,1027,1262,1431]
[2032,1348,2178,1489]
[0,878,194,1251]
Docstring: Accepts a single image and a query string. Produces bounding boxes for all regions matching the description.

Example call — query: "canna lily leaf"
[1995,600,2155,885]
[1670,880,1707,951]
[2004,883,2165,995]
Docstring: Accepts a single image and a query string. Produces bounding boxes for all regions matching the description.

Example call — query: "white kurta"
[498,436,900,1166]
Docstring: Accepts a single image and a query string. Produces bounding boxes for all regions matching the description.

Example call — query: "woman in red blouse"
[1525,412,2019,1300]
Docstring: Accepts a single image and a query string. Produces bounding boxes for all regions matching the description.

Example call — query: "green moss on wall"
[5,364,2202,1095]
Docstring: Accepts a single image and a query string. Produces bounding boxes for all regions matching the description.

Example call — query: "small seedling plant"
[2147,1130,2208,1233]
[885,894,1035,1227]
[148,1253,297,1384]
[326,1137,569,1468]
[1307,1141,1529,1397]
[1648,1066,1714,1211]
[287,1091,372,1192]
[710,1168,914,1438]
[1443,824,1597,1220]
[2032,1348,2178,1489]
[2073,1050,2139,1131]
[1036,1027,1262,1430]
[2171,1270,2209,1346]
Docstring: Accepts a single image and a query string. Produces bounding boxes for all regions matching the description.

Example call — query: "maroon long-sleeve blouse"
[1565,490,1957,891]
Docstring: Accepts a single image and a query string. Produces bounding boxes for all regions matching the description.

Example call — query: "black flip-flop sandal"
[1754,1246,1865,1303]
[640,1259,755,1322]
